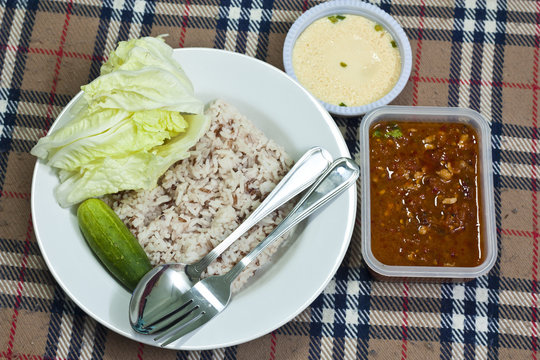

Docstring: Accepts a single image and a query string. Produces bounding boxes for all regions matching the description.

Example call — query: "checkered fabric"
[0,0,537,359]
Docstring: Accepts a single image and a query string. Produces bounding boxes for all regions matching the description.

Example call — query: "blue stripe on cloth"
[67,309,87,360]
[439,283,453,360]
[91,322,107,360]
[0,0,39,192]
[488,167,503,359]
[44,286,67,359]
[214,0,232,49]
[118,0,137,41]
[223,345,238,359]
[88,0,114,82]
[448,5,464,108]
[499,149,533,166]
[468,43,483,112]
[141,0,156,36]
[200,349,214,360]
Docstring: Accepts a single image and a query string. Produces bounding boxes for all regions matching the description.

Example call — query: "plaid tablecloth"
[0,0,536,359]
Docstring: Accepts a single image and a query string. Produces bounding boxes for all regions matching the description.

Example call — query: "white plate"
[31,48,356,350]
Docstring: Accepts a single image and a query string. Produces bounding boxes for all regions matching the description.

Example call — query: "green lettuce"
[53,114,209,207]
[31,36,209,207]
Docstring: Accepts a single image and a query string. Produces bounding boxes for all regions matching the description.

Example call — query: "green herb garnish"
[328,15,346,23]
[391,40,397,48]
[340,62,347,67]
[339,102,347,107]
[384,128,403,138]
[375,24,383,31]
[372,130,383,138]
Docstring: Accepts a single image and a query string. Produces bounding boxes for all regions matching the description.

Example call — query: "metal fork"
[152,157,359,347]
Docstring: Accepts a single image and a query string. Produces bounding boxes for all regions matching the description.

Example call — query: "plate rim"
[30,47,357,350]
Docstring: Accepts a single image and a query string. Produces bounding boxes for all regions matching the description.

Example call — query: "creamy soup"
[292,14,401,107]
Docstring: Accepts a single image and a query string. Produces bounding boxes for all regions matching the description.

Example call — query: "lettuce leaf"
[54,114,209,207]
[46,109,188,170]
[31,36,209,207]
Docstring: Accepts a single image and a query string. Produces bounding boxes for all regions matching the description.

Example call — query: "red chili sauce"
[369,121,484,267]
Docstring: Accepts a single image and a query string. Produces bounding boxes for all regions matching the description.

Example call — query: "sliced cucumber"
[77,198,152,291]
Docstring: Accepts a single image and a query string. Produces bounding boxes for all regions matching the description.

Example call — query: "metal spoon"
[129,147,332,333]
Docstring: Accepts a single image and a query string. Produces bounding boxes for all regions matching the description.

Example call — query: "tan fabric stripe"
[320,336,333,359]
[57,313,74,359]
[499,162,535,178]
[370,310,441,328]
[499,289,531,307]
[271,9,301,23]
[80,317,97,360]
[11,126,44,142]
[0,279,54,299]
[499,318,532,337]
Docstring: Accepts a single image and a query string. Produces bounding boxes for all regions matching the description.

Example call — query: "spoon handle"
[222,157,359,284]
[186,147,332,280]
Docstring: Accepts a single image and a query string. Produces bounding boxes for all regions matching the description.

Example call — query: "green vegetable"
[339,102,347,107]
[372,130,383,138]
[391,40,397,48]
[77,198,152,291]
[384,125,403,138]
[31,36,210,207]
[340,62,347,67]
[328,15,346,23]
[385,128,403,138]
[375,24,383,31]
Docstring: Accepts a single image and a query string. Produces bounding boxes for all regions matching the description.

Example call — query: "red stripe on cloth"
[0,43,56,56]
[411,1,426,107]
[44,0,73,132]
[414,75,534,90]
[178,1,191,48]
[400,282,409,360]
[302,0,309,12]
[0,352,68,360]
[0,43,107,62]
[0,191,30,200]
[269,330,277,360]
[137,342,144,360]
[62,50,107,62]
[498,228,537,238]
[4,216,33,360]
[531,2,540,358]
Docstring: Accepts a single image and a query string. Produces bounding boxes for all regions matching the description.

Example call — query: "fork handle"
[185,147,332,281]
[223,157,359,284]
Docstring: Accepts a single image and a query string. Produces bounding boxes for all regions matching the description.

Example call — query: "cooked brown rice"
[106,99,293,290]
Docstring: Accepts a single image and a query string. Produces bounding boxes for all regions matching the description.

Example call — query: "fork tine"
[144,302,199,333]
[156,311,212,347]
[141,298,193,331]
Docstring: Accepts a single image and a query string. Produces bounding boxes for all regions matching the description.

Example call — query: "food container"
[282,0,412,117]
[359,106,497,281]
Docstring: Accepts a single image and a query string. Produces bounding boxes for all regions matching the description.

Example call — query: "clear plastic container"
[359,106,497,281]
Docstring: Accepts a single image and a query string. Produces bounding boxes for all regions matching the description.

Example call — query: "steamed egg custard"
[292,14,401,107]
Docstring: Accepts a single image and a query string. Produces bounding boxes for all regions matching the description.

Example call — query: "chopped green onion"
[340,62,347,67]
[384,128,403,138]
[372,130,383,138]
[391,40,397,48]
[328,15,346,23]
[374,24,383,31]
[339,102,347,107]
